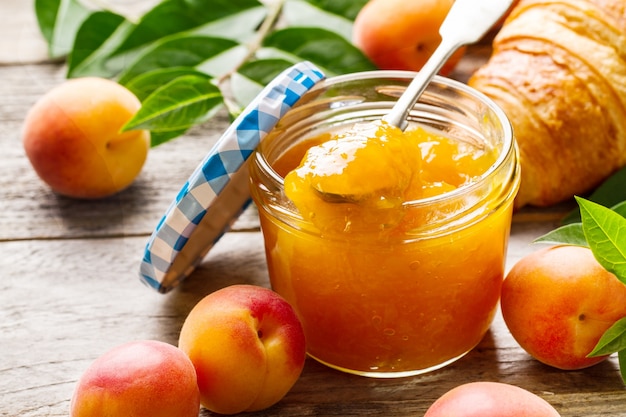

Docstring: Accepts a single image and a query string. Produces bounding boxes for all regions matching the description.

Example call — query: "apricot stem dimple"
[257,329,264,339]
[578,313,586,321]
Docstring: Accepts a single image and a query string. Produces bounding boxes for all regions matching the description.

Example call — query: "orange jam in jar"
[249,72,520,377]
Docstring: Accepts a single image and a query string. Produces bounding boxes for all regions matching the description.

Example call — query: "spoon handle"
[382,0,516,130]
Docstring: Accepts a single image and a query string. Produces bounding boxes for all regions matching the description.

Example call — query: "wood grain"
[1,2,624,417]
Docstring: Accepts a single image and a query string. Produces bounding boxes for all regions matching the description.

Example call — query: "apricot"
[352,0,465,75]
[178,285,306,415]
[424,382,561,417]
[22,77,150,199]
[70,340,200,417]
[501,245,626,370]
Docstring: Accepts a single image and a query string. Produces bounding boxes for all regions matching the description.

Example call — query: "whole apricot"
[178,284,306,415]
[352,0,465,75]
[22,77,150,199]
[501,245,626,370]
[424,381,561,417]
[70,340,200,417]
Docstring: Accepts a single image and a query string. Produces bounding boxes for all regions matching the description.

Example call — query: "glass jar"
[249,71,520,378]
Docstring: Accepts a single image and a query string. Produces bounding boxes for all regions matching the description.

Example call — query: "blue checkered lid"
[140,61,325,293]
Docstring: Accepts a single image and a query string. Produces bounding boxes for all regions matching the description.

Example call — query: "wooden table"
[2,1,624,416]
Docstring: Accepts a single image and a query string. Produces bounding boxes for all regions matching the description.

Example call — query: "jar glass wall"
[249,71,520,378]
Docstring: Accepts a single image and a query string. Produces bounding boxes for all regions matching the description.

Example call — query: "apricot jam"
[250,72,520,377]
[281,121,497,236]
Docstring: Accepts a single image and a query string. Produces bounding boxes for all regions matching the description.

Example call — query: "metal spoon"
[383,0,516,130]
[314,0,515,204]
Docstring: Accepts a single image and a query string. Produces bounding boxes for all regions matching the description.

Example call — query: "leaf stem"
[216,0,286,116]
[244,0,287,64]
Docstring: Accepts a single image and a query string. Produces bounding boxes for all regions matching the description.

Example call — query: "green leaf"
[588,317,626,357]
[117,35,239,85]
[547,201,626,246]
[577,197,626,283]
[534,223,588,247]
[196,45,250,79]
[67,11,135,78]
[613,201,626,218]
[35,0,91,58]
[35,0,59,46]
[283,0,367,41]
[231,59,296,108]
[189,6,267,42]
[562,166,626,224]
[238,59,294,85]
[124,67,212,101]
[123,75,224,144]
[111,0,263,57]
[262,27,376,75]
[302,0,368,20]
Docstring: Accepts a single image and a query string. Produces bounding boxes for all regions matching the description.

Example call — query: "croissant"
[468,0,626,208]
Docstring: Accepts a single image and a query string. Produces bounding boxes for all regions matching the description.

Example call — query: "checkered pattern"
[140,61,325,293]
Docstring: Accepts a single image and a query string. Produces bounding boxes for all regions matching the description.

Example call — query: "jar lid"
[139,62,326,293]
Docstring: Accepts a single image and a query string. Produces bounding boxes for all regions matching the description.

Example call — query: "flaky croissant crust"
[469,0,626,207]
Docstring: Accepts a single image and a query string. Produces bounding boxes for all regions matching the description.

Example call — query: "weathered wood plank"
[1,229,624,417]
